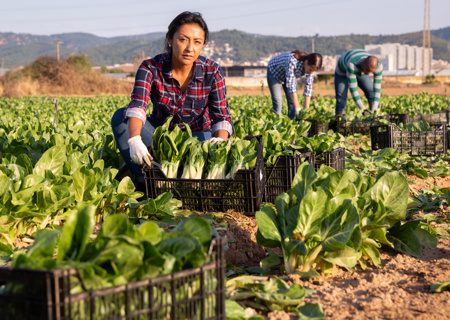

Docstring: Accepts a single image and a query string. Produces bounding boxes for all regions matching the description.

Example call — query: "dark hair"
[291,50,323,71]
[164,11,209,53]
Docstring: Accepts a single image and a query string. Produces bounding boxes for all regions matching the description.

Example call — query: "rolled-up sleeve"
[209,66,234,136]
[124,62,153,124]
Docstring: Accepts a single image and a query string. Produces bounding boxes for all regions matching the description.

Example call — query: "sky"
[1,0,449,38]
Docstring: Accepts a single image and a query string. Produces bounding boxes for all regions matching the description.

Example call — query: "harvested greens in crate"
[0,206,226,320]
[144,129,264,214]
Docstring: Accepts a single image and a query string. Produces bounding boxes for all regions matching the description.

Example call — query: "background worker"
[266,50,323,119]
[111,11,233,193]
[334,49,383,117]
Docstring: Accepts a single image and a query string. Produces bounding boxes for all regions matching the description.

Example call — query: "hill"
[0,27,449,68]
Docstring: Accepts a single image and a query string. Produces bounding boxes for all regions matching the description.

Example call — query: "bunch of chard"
[180,140,208,179]
[226,137,259,179]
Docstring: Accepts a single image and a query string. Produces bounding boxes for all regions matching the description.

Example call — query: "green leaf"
[255,206,282,245]
[364,171,409,225]
[254,279,307,307]
[297,303,325,320]
[387,221,423,257]
[172,217,212,247]
[291,162,317,202]
[137,221,162,245]
[415,225,438,248]
[292,188,327,239]
[117,176,136,195]
[33,145,67,177]
[73,166,96,202]
[322,246,360,270]
[315,170,353,198]
[430,281,450,293]
[158,237,196,259]
[57,204,95,261]
[260,251,281,270]
[27,229,60,261]
[321,199,359,251]
[360,244,381,266]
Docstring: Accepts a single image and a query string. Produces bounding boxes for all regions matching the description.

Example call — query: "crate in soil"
[143,135,265,214]
[306,120,329,136]
[385,110,450,126]
[264,152,315,203]
[370,124,447,156]
[335,117,381,136]
[407,109,450,125]
[0,237,226,320]
[384,113,409,125]
[447,125,450,151]
[314,147,346,171]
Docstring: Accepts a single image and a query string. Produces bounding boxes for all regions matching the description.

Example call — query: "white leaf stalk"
[226,138,259,179]
[181,141,207,179]
[205,139,232,180]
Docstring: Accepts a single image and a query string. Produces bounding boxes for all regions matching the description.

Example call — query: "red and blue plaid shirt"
[125,53,233,136]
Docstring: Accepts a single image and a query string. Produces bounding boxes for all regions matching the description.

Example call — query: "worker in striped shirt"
[334,49,383,117]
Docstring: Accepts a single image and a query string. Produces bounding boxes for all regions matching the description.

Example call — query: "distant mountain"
[0,28,449,68]
[431,26,450,41]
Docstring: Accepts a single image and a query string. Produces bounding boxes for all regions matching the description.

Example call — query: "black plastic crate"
[306,120,329,136]
[407,109,450,125]
[384,113,409,125]
[314,147,346,171]
[447,125,450,151]
[143,135,265,214]
[370,124,447,156]
[264,152,315,203]
[385,110,450,126]
[335,117,381,136]
[0,237,226,320]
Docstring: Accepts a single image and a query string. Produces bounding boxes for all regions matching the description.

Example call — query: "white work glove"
[128,136,153,166]
[209,137,224,144]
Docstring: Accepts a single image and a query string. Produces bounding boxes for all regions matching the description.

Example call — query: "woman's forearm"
[304,96,311,109]
[127,117,144,139]
[291,93,302,110]
[214,129,229,140]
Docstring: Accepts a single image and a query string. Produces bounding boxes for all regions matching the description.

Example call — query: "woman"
[267,50,323,119]
[111,11,233,192]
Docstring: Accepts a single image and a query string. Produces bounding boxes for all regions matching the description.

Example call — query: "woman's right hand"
[128,136,153,166]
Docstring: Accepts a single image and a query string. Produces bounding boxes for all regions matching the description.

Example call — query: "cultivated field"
[1,91,450,320]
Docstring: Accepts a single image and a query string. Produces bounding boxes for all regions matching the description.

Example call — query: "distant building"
[364,43,433,73]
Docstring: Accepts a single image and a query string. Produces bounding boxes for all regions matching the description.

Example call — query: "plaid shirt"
[267,52,314,96]
[125,53,233,135]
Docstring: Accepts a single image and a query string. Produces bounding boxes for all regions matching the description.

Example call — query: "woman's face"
[168,23,205,68]
[303,62,316,74]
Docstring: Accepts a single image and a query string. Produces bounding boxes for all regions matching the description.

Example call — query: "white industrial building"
[364,43,432,73]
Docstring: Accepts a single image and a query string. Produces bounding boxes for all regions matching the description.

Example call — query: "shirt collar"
[162,53,204,82]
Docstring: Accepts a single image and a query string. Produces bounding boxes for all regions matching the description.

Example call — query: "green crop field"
[1,93,450,319]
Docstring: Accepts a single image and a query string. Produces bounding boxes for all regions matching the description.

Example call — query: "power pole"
[422,0,431,82]
[53,40,63,62]
[311,38,315,53]
[1,58,4,69]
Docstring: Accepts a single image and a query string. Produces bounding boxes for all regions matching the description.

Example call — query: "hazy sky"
[1,0,449,38]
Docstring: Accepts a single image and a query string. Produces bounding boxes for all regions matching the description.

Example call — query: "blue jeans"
[111,108,212,184]
[334,72,374,115]
[267,70,297,120]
